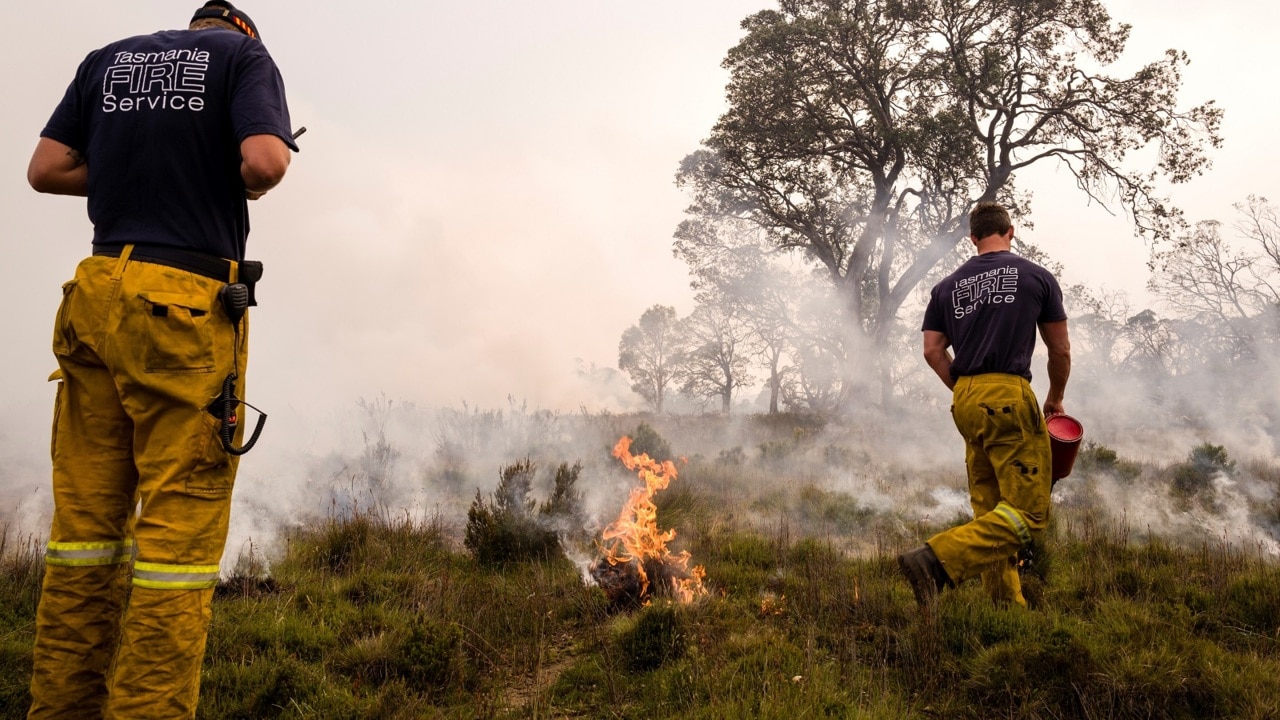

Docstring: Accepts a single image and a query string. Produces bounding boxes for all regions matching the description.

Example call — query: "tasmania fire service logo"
[101,48,210,113]
[952,266,1019,318]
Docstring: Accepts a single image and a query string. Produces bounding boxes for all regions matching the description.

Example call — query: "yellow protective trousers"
[29,248,248,719]
[927,373,1052,606]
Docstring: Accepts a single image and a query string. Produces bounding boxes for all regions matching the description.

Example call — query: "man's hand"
[922,330,955,390]
[1043,399,1065,417]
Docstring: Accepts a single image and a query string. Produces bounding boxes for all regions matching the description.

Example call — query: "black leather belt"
[94,245,236,283]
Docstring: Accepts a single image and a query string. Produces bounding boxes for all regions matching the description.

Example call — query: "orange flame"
[598,436,706,602]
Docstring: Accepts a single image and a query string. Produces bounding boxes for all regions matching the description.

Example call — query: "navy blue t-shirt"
[922,251,1066,381]
[41,28,296,260]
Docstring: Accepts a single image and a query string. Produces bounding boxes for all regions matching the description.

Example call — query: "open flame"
[592,436,706,605]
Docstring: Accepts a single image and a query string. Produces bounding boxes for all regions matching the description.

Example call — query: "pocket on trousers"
[186,411,236,496]
[137,290,216,373]
[51,279,80,357]
[978,400,1024,446]
[49,371,64,462]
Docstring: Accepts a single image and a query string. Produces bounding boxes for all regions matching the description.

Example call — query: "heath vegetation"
[3,418,1280,719]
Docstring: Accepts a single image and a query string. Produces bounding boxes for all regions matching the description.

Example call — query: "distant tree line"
[618,197,1280,417]
[1070,196,1280,386]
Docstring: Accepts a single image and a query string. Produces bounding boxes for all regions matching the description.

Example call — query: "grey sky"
[2,0,1277,429]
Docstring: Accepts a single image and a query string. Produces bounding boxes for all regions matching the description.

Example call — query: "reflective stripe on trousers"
[132,562,221,590]
[44,540,133,567]
[992,501,1033,546]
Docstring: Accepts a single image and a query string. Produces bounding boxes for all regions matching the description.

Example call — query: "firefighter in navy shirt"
[25,2,294,716]
[897,202,1071,609]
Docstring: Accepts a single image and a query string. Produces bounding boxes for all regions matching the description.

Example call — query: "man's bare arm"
[240,134,291,198]
[922,330,955,390]
[1038,320,1071,415]
[28,138,88,196]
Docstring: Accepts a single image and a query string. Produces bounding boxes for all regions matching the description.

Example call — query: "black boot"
[897,545,950,607]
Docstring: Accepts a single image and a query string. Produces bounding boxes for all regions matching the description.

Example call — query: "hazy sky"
[2,0,1277,432]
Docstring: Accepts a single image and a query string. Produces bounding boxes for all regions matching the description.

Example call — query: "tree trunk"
[766,348,782,414]
[837,278,875,413]
[877,334,895,413]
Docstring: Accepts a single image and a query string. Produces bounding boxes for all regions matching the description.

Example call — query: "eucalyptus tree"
[676,0,1221,408]
[774,275,850,413]
[1062,284,1131,376]
[617,304,686,413]
[1115,309,1179,376]
[1236,196,1280,283]
[675,218,803,413]
[676,299,757,413]
[1149,196,1280,361]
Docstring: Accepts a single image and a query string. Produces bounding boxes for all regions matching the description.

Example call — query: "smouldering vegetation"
[3,421,1280,718]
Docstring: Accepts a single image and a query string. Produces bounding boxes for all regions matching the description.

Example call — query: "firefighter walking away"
[898,201,1072,608]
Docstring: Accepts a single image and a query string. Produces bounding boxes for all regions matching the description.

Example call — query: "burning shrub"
[216,540,279,600]
[591,437,706,608]
[464,459,577,567]
[592,555,694,610]
[591,438,711,604]
[628,422,672,462]
[619,604,686,672]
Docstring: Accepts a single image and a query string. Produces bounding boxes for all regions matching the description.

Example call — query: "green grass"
[7,504,1280,718]
[5,449,1280,718]
[0,530,40,719]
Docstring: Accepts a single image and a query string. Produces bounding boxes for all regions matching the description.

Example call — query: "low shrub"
[1076,441,1142,481]
[795,484,875,533]
[464,459,572,567]
[1170,442,1234,509]
[716,446,746,466]
[394,619,469,691]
